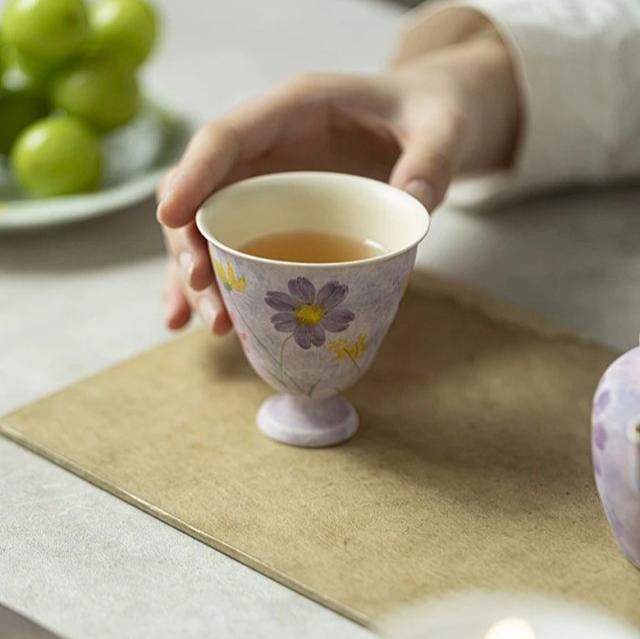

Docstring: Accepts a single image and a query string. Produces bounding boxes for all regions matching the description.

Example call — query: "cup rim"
[195,171,430,268]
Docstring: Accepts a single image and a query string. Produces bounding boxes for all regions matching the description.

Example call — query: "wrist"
[449,33,521,172]
[391,6,496,65]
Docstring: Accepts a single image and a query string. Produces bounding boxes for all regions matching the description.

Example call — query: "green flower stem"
[279,333,293,381]
[233,303,304,393]
[308,360,331,398]
[346,351,361,372]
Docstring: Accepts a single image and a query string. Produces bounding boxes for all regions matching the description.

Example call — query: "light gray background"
[1,0,639,637]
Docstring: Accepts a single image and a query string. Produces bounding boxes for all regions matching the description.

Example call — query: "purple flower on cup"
[594,388,611,413]
[593,421,608,451]
[265,277,355,349]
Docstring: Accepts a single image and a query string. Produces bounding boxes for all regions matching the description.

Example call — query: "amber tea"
[239,230,387,263]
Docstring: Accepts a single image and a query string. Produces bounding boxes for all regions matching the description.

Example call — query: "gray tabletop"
[1,0,639,637]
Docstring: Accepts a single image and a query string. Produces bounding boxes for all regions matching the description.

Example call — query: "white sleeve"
[402,0,640,204]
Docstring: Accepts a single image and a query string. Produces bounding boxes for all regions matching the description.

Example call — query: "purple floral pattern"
[593,420,608,451]
[594,388,611,412]
[209,242,417,400]
[265,277,355,350]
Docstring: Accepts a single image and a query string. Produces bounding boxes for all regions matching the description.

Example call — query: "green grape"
[12,47,55,83]
[2,0,88,64]
[11,115,102,196]
[0,34,6,80]
[2,44,60,94]
[51,57,139,130]
[0,89,49,155]
[89,0,157,67]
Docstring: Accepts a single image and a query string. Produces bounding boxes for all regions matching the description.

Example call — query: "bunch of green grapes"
[0,0,158,196]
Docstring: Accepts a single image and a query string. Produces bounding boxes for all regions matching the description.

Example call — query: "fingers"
[157,165,178,203]
[389,106,467,211]
[157,123,241,228]
[163,260,233,335]
[162,222,214,292]
[196,286,234,336]
[162,224,233,334]
[160,172,234,335]
[164,260,191,330]
[156,72,395,230]
[160,168,232,333]
[155,83,298,229]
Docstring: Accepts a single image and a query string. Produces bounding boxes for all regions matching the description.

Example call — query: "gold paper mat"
[2,274,638,626]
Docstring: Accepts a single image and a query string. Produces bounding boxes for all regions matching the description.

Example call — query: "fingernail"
[178,251,194,282]
[198,296,218,329]
[156,190,173,223]
[405,179,435,211]
[156,202,167,224]
[213,310,233,336]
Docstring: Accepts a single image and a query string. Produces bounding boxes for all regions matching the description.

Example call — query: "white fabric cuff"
[404,0,640,205]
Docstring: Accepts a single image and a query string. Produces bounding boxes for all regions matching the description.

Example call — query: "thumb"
[389,115,464,212]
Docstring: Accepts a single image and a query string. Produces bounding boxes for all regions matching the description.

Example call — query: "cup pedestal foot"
[257,393,358,447]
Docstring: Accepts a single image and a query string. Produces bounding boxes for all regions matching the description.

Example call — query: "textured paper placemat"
[2,274,639,626]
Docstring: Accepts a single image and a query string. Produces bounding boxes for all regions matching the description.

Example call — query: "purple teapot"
[592,345,640,568]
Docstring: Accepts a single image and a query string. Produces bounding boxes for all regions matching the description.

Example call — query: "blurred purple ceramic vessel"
[592,345,640,568]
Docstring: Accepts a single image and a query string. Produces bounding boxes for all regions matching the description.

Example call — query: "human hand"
[158,27,519,334]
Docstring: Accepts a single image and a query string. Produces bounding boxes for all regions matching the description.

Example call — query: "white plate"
[0,101,193,231]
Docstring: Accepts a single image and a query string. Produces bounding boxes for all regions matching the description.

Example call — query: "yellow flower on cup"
[327,334,367,368]
[214,259,246,293]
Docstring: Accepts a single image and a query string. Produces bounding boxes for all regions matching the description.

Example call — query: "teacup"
[196,171,429,447]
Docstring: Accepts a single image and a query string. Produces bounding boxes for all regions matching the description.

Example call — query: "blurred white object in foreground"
[378,591,640,639]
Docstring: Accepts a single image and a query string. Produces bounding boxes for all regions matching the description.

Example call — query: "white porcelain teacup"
[196,171,429,447]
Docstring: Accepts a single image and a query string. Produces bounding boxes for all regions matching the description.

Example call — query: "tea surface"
[239,230,386,263]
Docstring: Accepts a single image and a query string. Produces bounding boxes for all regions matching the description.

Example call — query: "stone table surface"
[1,0,639,637]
